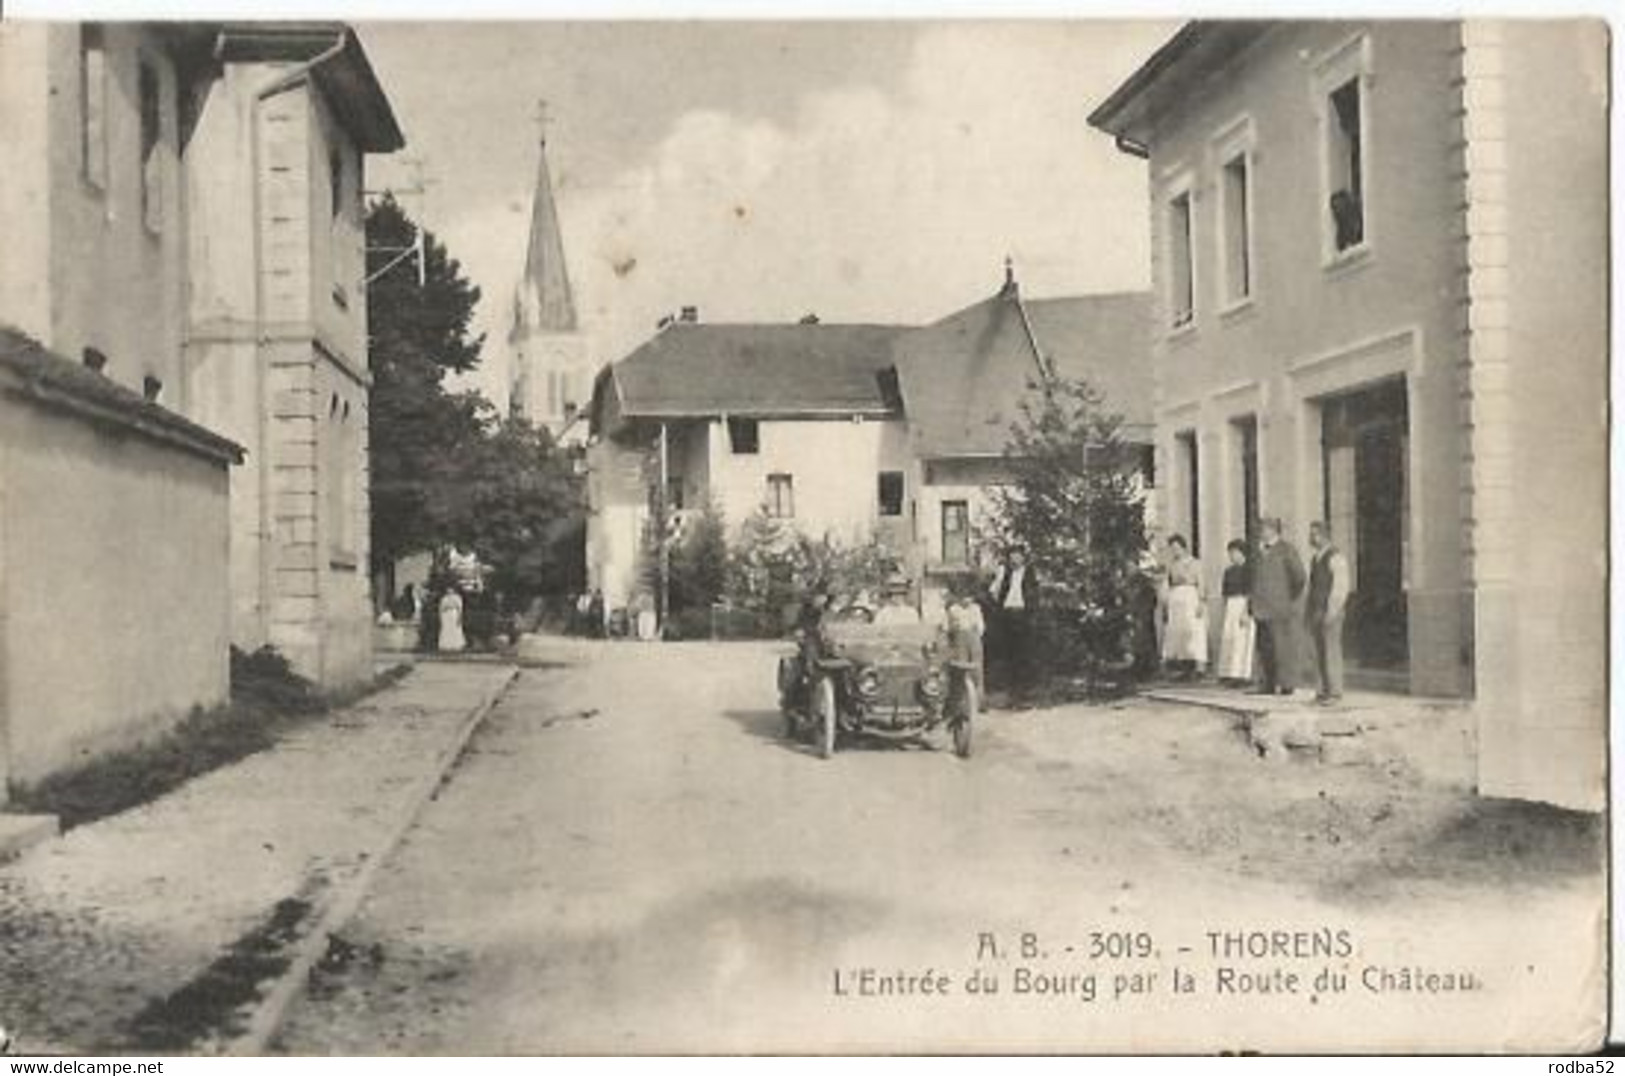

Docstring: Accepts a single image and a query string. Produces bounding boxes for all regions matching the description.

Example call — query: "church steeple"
[512,103,577,339]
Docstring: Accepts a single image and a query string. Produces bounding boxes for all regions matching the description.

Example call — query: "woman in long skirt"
[1160,535,1208,679]
[438,588,467,653]
[1216,539,1256,686]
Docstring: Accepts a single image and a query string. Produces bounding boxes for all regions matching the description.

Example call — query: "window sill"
[1323,243,1373,278]
[1165,319,1199,345]
[1218,296,1258,323]
[332,284,350,311]
[329,554,359,572]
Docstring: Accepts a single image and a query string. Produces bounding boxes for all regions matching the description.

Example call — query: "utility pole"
[364,155,435,286]
[657,422,670,639]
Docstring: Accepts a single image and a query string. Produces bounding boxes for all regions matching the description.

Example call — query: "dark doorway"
[1321,379,1409,670]
[1176,430,1200,557]
[1231,415,1259,552]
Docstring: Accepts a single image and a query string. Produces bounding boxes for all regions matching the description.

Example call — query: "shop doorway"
[1230,415,1259,552]
[1320,379,1409,671]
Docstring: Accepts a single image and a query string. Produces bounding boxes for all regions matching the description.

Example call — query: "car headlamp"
[919,667,944,698]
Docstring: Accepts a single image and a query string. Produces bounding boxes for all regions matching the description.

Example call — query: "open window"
[877,471,905,517]
[1327,79,1364,252]
[727,416,760,454]
[79,26,107,190]
[1315,35,1373,263]
[1167,188,1195,329]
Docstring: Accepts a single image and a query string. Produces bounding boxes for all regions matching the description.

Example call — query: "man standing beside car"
[988,547,1039,691]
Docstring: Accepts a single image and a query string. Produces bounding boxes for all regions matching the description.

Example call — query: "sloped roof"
[602,323,910,422]
[1087,21,1268,145]
[0,326,245,465]
[215,23,404,153]
[893,290,1152,459]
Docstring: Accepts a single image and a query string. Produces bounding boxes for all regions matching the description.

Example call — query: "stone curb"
[224,665,521,1056]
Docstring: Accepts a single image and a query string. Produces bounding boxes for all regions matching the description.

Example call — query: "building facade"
[182,24,403,688]
[1090,20,1607,808]
[586,322,912,613]
[895,282,1153,577]
[0,20,403,798]
[585,275,1154,622]
[0,24,243,790]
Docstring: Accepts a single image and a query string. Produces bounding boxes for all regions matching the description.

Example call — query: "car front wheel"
[952,677,977,759]
[813,676,838,759]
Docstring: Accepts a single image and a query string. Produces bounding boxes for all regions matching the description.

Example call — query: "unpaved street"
[275,641,1604,1054]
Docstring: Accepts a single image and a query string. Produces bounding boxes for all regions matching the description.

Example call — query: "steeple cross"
[534,99,552,145]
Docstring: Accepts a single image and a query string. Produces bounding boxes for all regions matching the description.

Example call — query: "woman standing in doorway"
[1216,539,1256,686]
[1160,534,1208,680]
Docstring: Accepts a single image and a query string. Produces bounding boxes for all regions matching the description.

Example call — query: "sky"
[355,20,1178,408]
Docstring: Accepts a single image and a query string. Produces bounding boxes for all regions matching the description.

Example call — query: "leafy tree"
[669,501,729,614]
[366,193,488,576]
[994,376,1149,689]
[437,414,586,608]
[722,510,902,635]
[367,196,586,618]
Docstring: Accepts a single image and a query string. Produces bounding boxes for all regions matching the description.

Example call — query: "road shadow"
[1312,795,1605,905]
[721,707,820,758]
[722,708,948,758]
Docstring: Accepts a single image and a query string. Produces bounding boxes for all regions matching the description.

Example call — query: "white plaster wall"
[307,86,367,373]
[1142,21,1471,696]
[585,437,650,610]
[706,417,910,546]
[0,24,54,342]
[1,396,232,786]
[41,24,189,408]
[1475,21,1608,810]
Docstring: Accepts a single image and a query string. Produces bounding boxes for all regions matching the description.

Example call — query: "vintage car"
[776,603,978,759]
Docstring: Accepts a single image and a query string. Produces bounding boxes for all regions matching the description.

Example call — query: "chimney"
[679,305,699,323]
[82,347,108,373]
[142,375,163,402]
[999,255,1018,298]
[657,313,675,330]
[799,313,820,325]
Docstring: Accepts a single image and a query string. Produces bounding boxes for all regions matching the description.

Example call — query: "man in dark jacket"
[1249,517,1307,695]
[987,548,1039,691]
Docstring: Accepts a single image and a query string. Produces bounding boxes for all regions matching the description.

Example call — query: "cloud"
[437,22,1160,407]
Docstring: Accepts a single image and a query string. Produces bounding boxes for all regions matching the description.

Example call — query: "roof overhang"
[620,407,900,422]
[215,23,405,153]
[0,329,246,466]
[1088,21,1270,146]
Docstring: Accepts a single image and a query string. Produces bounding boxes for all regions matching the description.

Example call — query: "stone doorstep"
[1142,687,1373,764]
[0,812,59,863]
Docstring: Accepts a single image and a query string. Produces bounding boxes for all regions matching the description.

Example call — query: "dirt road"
[275,641,1604,1054]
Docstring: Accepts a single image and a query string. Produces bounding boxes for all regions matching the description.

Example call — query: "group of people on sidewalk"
[1155,518,1349,705]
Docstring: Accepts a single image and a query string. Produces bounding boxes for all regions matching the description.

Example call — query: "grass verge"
[9,648,412,831]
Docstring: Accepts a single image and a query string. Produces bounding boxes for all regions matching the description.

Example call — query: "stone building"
[584,271,1153,622]
[0,20,401,792]
[1089,20,1607,808]
[0,23,241,789]
[182,24,403,688]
